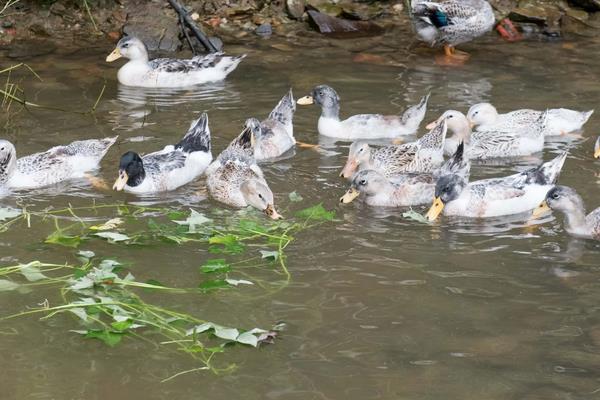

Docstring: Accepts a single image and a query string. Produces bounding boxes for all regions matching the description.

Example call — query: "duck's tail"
[435,141,470,180]
[268,88,296,127]
[417,115,446,150]
[401,92,430,132]
[523,151,568,186]
[176,112,211,153]
[222,54,246,75]
[61,136,118,159]
[228,124,254,153]
[582,109,594,124]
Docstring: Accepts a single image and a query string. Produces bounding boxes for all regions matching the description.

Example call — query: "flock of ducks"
[2,0,600,241]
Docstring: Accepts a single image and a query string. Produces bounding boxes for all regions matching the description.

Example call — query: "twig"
[166,0,218,53]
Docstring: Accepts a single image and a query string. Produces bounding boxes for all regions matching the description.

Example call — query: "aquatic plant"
[0,200,335,380]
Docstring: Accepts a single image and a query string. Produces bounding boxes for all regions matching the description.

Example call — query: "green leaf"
[213,326,239,341]
[94,232,131,243]
[0,207,21,221]
[45,231,83,248]
[167,211,188,220]
[402,209,429,224]
[83,329,124,347]
[89,218,123,231]
[295,204,335,221]
[0,279,19,291]
[19,262,48,282]
[173,209,211,233]
[200,259,231,274]
[225,279,253,286]
[259,250,279,261]
[111,320,133,331]
[77,250,95,259]
[238,219,267,234]
[145,279,164,287]
[208,234,245,254]
[198,279,230,291]
[288,191,303,202]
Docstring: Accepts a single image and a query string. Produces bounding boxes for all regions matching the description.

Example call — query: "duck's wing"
[413,1,480,27]
[150,52,246,74]
[586,208,600,238]
[373,143,418,175]
[471,182,525,202]
[267,88,295,127]
[468,130,518,159]
[417,119,447,150]
[142,151,188,176]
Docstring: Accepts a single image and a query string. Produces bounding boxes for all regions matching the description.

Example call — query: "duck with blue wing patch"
[411,0,495,64]
[0,137,117,190]
[106,36,245,88]
[113,112,212,194]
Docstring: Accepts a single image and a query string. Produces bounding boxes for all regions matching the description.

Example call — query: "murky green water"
[2,31,600,399]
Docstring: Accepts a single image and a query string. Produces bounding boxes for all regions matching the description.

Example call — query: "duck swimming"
[106,36,245,88]
[0,137,117,190]
[244,89,296,161]
[340,119,447,179]
[297,85,429,140]
[113,113,212,194]
[411,0,495,64]
[206,127,282,219]
[340,141,470,207]
[429,110,547,159]
[425,151,567,221]
[533,186,600,240]
[467,103,594,137]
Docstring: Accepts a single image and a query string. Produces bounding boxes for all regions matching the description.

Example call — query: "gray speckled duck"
[206,127,282,219]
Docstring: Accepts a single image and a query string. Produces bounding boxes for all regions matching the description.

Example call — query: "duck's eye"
[122,43,129,48]
[552,193,560,199]
[447,115,454,119]
[473,111,478,116]
[0,147,4,151]
[443,186,451,193]
[258,193,264,200]
[360,179,367,185]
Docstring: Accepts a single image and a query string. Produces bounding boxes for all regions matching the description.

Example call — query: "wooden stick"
[167,0,218,53]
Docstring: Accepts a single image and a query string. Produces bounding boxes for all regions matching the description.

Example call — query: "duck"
[467,103,594,137]
[106,36,245,88]
[297,85,429,140]
[340,141,470,207]
[340,119,447,179]
[244,89,296,161]
[428,110,546,159]
[425,151,568,221]
[206,126,282,219]
[410,0,495,64]
[532,186,600,240]
[112,113,212,194]
[0,137,117,190]
[594,137,600,159]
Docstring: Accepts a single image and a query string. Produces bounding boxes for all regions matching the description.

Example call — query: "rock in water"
[286,0,305,20]
[306,9,384,38]
[256,23,273,37]
[568,0,600,12]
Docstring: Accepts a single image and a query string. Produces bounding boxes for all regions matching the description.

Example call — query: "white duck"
[428,110,547,159]
[0,137,117,189]
[106,36,245,88]
[297,85,429,140]
[467,103,593,137]
[112,113,212,193]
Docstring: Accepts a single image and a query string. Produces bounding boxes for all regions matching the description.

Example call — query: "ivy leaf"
[208,234,245,254]
[402,209,429,224]
[0,207,21,221]
[295,204,335,221]
[225,279,253,286]
[198,279,230,291]
[19,262,48,282]
[45,231,83,248]
[259,250,279,261]
[288,191,303,202]
[77,250,95,259]
[0,279,19,291]
[89,218,124,231]
[173,209,211,233]
[94,232,131,243]
[200,259,231,274]
[82,329,124,347]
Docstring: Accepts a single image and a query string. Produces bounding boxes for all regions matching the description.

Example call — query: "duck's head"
[533,186,584,219]
[0,140,16,182]
[297,85,339,110]
[244,118,262,145]
[241,179,282,220]
[426,110,471,140]
[113,151,145,191]
[340,170,387,204]
[425,174,467,221]
[106,37,148,63]
[466,103,498,129]
[340,141,371,179]
[595,136,600,159]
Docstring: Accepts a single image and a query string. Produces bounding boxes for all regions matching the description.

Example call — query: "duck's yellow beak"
[469,121,476,129]
[340,187,360,204]
[425,196,445,221]
[297,95,314,105]
[265,204,283,220]
[594,147,600,159]
[106,48,122,62]
[340,158,358,179]
[112,170,128,191]
[532,201,551,219]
